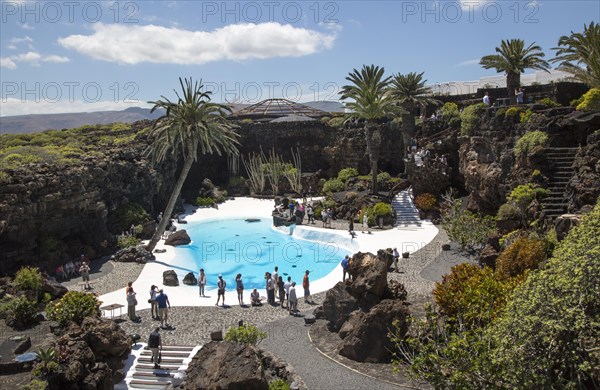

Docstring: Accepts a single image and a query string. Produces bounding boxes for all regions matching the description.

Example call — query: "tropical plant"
[224,324,267,345]
[14,266,43,292]
[243,151,266,195]
[552,22,600,87]
[46,291,100,326]
[441,194,496,252]
[282,148,302,194]
[460,103,486,136]
[112,202,149,233]
[262,148,284,196]
[340,65,399,194]
[480,39,550,103]
[495,236,547,277]
[145,78,240,252]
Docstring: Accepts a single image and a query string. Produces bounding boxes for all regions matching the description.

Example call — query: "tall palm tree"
[145,78,240,252]
[480,39,550,103]
[389,72,440,160]
[340,65,398,194]
[552,22,600,87]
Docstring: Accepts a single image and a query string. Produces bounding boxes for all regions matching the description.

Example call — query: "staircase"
[392,188,421,227]
[125,345,199,389]
[543,147,578,219]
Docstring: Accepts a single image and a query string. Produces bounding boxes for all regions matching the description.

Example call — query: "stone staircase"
[125,345,198,390]
[543,147,578,219]
[392,188,421,227]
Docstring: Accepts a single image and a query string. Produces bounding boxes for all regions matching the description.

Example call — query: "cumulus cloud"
[0,51,70,69]
[58,22,337,65]
[1,57,17,69]
[43,55,70,63]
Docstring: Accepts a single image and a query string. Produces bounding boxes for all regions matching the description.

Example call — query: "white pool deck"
[98,197,438,312]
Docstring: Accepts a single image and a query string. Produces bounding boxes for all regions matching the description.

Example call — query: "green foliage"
[576,87,600,111]
[42,293,52,304]
[414,193,437,211]
[113,202,149,233]
[14,266,43,291]
[240,118,254,125]
[496,236,547,277]
[31,346,59,379]
[505,106,524,118]
[570,95,585,108]
[268,379,291,390]
[439,102,461,128]
[499,230,520,248]
[322,178,345,193]
[508,183,549,209]
[442,197,496,252]
[117,235,140,249]
[7,296,39,327]
[328,116,345,128]
[536,97,561,107]
[370,202,393,219]
[19,379,48,390]
[460,103,486,136]
[519,109,534,123]
[376,171,391,186]
[487,199,600,388]
[494,107,507,118]
[224,324,267,345]
[195,197,216,207]
[46,291,100,326]
[497,202,521,221]
[514,130,548,156]
[337,167,359,183]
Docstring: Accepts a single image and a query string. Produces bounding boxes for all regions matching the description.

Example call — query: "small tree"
[224,324,267,345]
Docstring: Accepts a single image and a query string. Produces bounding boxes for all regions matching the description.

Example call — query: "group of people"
[483,88,525,107]
[200,267,311,315]
[125,282,172,328]
[55,254,89,281]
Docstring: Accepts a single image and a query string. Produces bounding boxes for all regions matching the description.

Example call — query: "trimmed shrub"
[337,168,359,183]
[415,193,437,211]
[576,87,600,111]
[196,197,216,207]
[322,178,345,193]
[514,131,548,156]
[46,291,100,326]
[7,296,39,328]
[495,236,547,277]
[370,202,393,220]
[224,324,267,345]
[460,103,486,136]
[14,266,43,292]
[505,106,524,119]
[377,171,391,186]
[497,203,521,221]
[117,235,140,249]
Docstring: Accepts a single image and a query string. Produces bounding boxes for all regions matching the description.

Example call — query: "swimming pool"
[174,218,352,289]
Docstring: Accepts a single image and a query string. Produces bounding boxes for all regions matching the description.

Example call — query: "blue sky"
[1,0,597,116]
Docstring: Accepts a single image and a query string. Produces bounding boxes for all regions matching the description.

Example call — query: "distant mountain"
[0,107,164,134]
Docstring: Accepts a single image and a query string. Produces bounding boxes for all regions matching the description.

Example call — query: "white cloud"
[13,51,41,63]
[58,22,337,65]
[0,57,17,69]
[10,36,33,45]
[458,58,480,66]
[20,22,34,30]
[0,98,151,117]
[43,55,70,63]
[0,50,70,69]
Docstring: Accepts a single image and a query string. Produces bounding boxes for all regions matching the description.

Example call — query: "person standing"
[125,281,133,296]
[235,273,244,306]
[216,274,226,306]
[198,269,206,297]
[284,276,292,307]
[149,285,159,320]
[362,213,369,234]
[148,327,162,369]
[306,205,314,224]
[302,270,311,303]
[126,288,138,321]
[79,262,91,289]
[288,282,298,314]
[341,255,350,282]
[266,273,275,304]
[277,276,286,309]
[155,289,171,328]
[272,267,279,291]
[515,88,524,104]
[393,248,400,273]
[483,92,491,106]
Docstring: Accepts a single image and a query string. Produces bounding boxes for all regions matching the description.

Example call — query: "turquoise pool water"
[175,218,350,289]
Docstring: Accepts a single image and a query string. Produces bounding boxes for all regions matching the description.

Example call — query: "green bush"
[415,193,437,211]
[536,97,561,107]
[377,171,391,186]
[322,178,345,193]
[497,203,521,221]
[504,106,524,119]
[337,168,359,183]
[513,131,548,156]
[224,324,267,345]
[19,379,49,390]
[14,266,43,292]
[495,236,547,277]
[113,202,149,232]
[240,118,254,125]
[508,183,549,210]
[499,230,521,249]
[576,87,600,111]
[494,107,507,118]
[519,109,534,123]
[370,202,393,219]
[570,95,585,108]
[328,116,345,128]
[196,197,216,207]
[440,102,461,128]
[460,103,486,136]
[442,198,496,252]
[269,379,291,390]
[7,296,39,328]
[117,235,140,249]
[46,291,100,326]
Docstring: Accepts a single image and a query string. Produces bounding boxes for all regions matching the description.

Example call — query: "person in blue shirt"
[341,255,350,282]
[155,289,171,328]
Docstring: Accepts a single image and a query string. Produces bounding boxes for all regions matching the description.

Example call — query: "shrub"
[46,291,100,326]
[497,203,521,221]
[322,178,345,193]
[494,107,507,118]
[19,379,49,390]
[7,296,39,328]
[117,235,140,249]
[536,97,561,107]
[328,116,345,128]
[496,236,547,277]
[440,102,461,128]
[337,168,359,183]
[504,106,523,119]
[442,197,496,252]
[460,103,486,136]
[576,87,600,111]
[224,324,267,345]
[370,202,393,220]
[377,171,391,186]
[513,131,548,156]
[240,118,254,125]
[14,266,43,292]
[519,109,534,123]
[196,197,216,207]
[570,95,585,108]
[269,379,291,390]
[113,202,149,232]
[415,193,437,211]
[499,230,520,249]
[507,183,549,210]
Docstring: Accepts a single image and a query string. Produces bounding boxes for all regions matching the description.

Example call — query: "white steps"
[392,188,421,227]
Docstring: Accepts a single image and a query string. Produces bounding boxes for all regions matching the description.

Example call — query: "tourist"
[250,289,262,306]
[148,327,162,369]
[198,268,206,297]
[126,288,138,321]
[307,205,315,224]
[149,285,159,319]
[363,213,370,234]
[393,248,400,272]
[157,212,163,223]
[341,255,350,282]
[326,208,332,228]
[65,260,75,277]
[125,281,133,296]
[303,270,311,303]
[348,214,356,239]
[155,289,171,328]
[288,282,298,314]
[266,273,276,304]
[79,262,91,289]
[321,209,327,227]
[236,273,244,306]
[277,276,286,309]
[288,202,295,218]
[272,267,279,296]
[216,274,226,306]
[130,224,136,236]
[55,264,67,280]
[308,185,313,200]
[483,92,491,106]
[284,276,292,307]
[516,87,524,104]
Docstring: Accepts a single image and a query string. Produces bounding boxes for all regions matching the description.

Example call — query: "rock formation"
[112,246,155,263]
[164,230,191,246]
[163,270,179,286]
[182,272,197,286]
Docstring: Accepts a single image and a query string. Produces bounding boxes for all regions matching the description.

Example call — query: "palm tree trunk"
[507,72,520,104]
[364,123,379,194]
[146,153,195,252]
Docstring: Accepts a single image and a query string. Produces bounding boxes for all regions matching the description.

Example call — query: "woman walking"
[149,285,159,319]
[235,273,244,306]
[277,276,286,308]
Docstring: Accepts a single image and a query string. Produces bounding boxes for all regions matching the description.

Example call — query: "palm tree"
[552,22,600,87]
[145,78,240,252]
[340,65,398,194]
[389,72,440,160]
[480,39,550,103]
